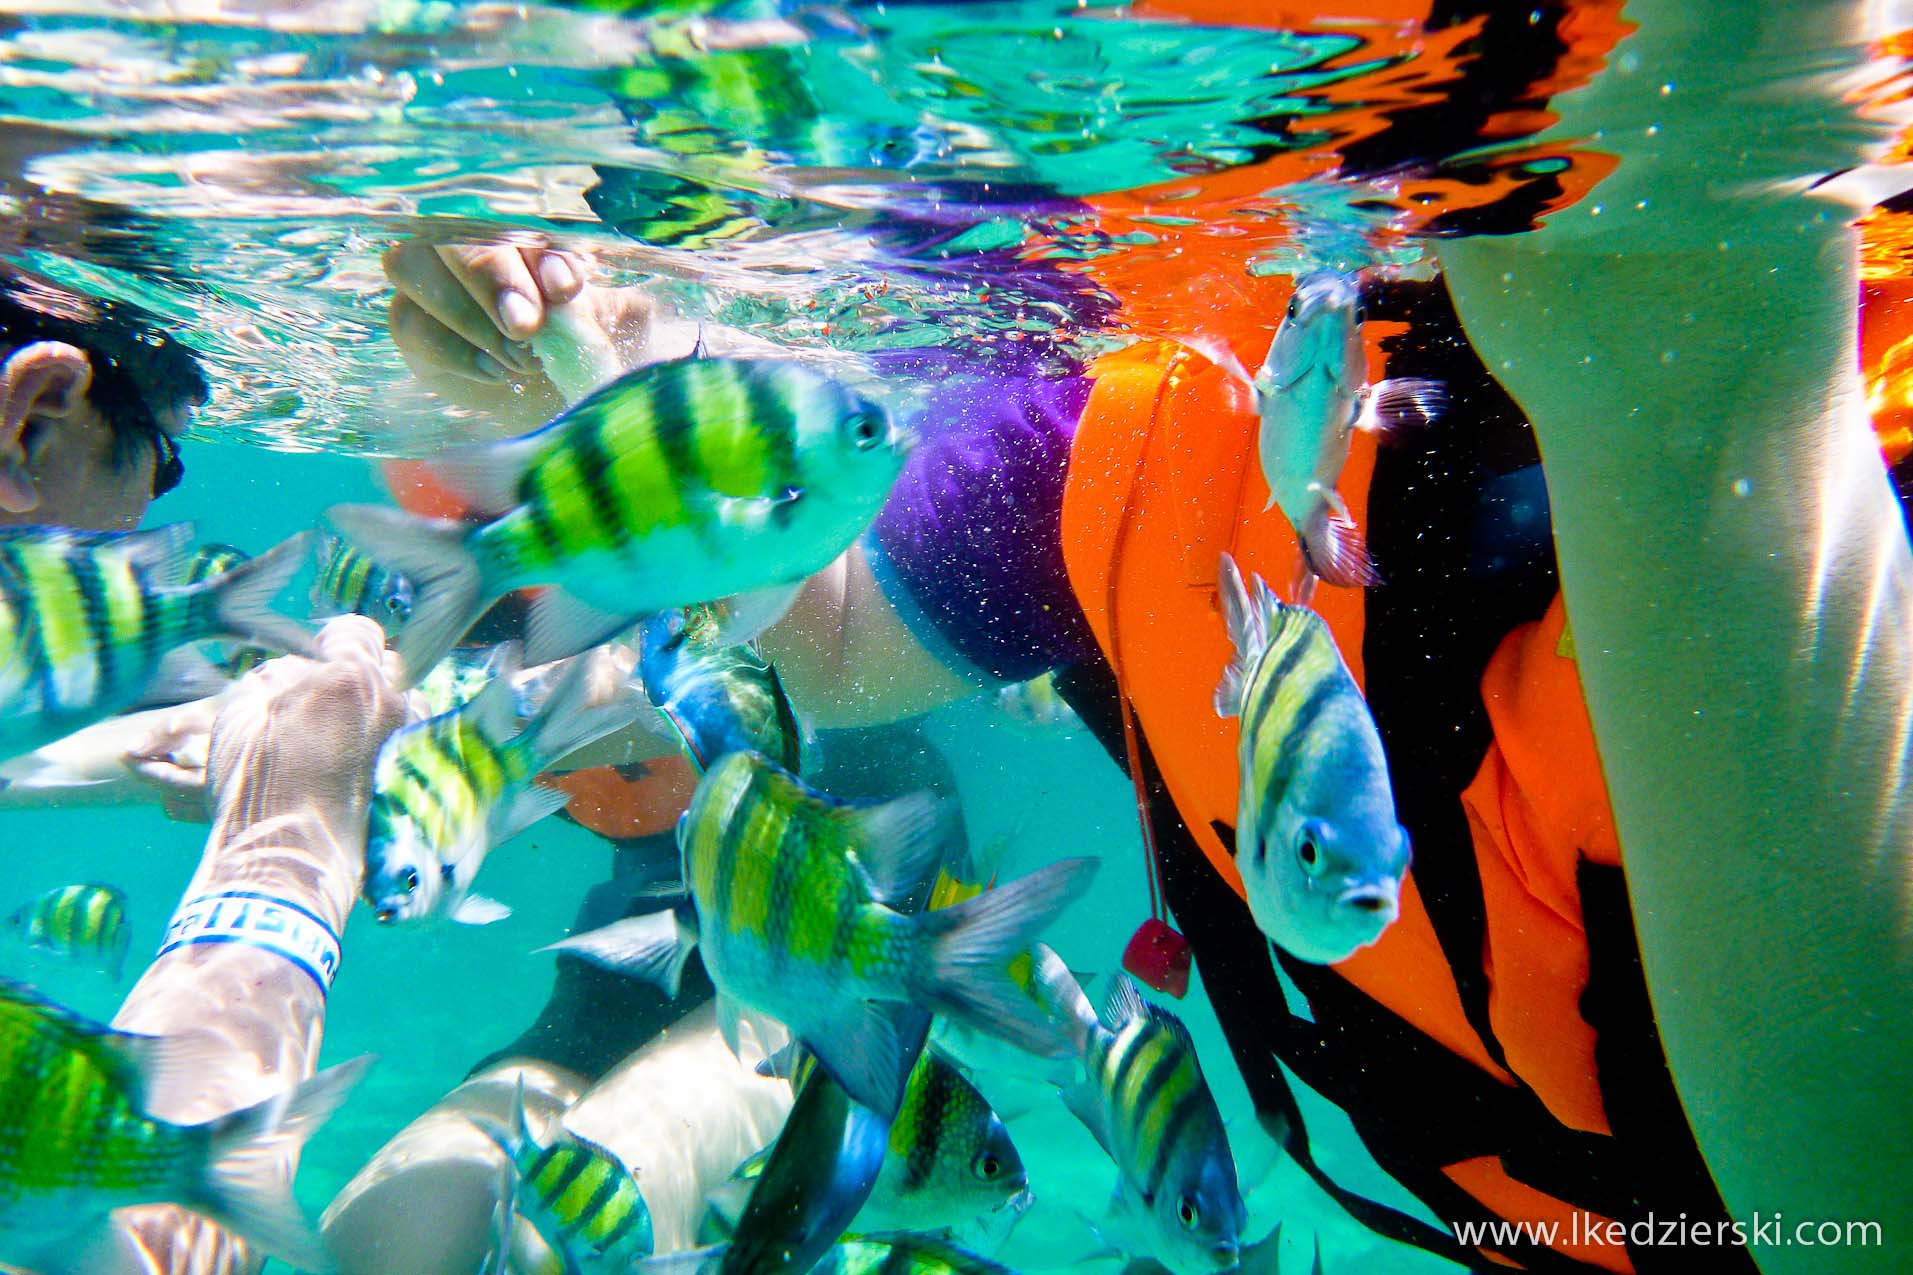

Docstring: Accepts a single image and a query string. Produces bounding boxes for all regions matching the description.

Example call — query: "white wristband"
[156,892,343,994]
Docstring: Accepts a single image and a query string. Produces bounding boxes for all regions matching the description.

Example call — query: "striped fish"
[638,605,802,775]
[0,526,311,762]
[7,883,130,979]
[325,356,910,683]
[311,532,415,636]
[709,1042,1023,1243]
[0,976,368,1271]
[545,751,1095,1117]
[1060,975,1245,1275]
[183,543,275,680]
[1212,553,1410,964]
[363,652,640,927]
[472,1080,653,1275]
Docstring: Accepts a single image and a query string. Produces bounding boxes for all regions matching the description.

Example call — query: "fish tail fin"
[189,1055,374,1272]
[1297,498,1379,590]
[538,905,698,999]
[515,649,644,774]
[324,505,491,684]
[909,857,1099,1057]
[198,531,314,656]
[1214,552,1265,718]
[1358,377,1445,440]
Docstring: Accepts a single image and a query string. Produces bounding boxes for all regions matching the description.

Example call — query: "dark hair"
[0,268,209,470]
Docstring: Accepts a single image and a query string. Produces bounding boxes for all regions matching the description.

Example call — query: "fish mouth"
[1209,1239,1242,1269]
[1336,884,1399,924]
[373,906,397,924]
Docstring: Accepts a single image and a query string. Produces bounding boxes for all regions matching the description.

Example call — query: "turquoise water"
[2,2,1910,1274]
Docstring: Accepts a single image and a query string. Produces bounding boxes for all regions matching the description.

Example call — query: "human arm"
[103,617,410,1273]
[1438,0,1912,1265]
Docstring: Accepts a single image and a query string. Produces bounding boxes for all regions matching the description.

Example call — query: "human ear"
[0,341,94,513]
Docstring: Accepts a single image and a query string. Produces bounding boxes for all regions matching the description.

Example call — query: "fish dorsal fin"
[461,656,525,744]
[1096,972,1150,1033]
[839,791,951,909]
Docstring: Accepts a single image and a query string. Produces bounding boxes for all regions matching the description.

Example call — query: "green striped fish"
[0,976,369,1271]
[472,1079,654,1275]
[184,543,275,680]
[713,1044,1027,1240]
[1060,975,1245,1275]
[0,526,311,762]
[364,652,640,927]
[325,356,909,682]
[545,750,1095,1117]
[7,884,130,979]
[311,531,416,636]
[1212,552,1409,964]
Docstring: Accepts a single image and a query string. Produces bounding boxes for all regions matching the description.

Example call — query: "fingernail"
[539,254,577,297]
[498,289,539,339]
[474,350,509,381]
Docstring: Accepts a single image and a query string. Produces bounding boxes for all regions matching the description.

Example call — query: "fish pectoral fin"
[1059,1076,1117,1159]
[800,998,925,1118]
[711,581,804,648]
[524,588,637,667]
[452,894,514,925]
[709,490,802,533]
[1355,377,1446,439]
[1297,500,1379,590]
[842,790,954,907]
[492,782,573,844]
[537,905,697,999]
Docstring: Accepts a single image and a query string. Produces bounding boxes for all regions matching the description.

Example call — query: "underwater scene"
[0,0,1910,1272]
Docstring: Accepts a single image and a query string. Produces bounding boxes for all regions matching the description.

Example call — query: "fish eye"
[1298,837,1320,872]
[1355,304,1369,324]
[843,412,885,450]
[1178,1197,1199,1229]
[1284,296,1299,321]
[401,868,419,894]
[974,1153,1001,1180]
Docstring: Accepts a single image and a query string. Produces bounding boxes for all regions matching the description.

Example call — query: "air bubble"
[1732,478,1752,497]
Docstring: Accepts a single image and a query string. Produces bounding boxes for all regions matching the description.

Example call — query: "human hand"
[203,614,414,837]
[384,238,663,429]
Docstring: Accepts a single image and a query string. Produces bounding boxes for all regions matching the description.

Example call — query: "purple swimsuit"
[866,370,1100,685]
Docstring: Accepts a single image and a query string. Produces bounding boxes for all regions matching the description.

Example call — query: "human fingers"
[524,246,584,307]
[435,243,547,344]
[123,756,211,823]
[313,614,395,680]
[384,240,533,371]
[390,294,515,385]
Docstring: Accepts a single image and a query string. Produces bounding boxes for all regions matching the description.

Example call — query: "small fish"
[326,356,911,681]
[1060,976,1245,1275]
[472,1079,654,1275]
[863,1046,1028,1234]
[364,652,641,927]
[638,606,802,775]
[719,1038,1025,1240]
[0,526,310,761]
[645,1233,1024,1275]
[1213,553,1409,963]
[1253,271,1442,596]
[414,643,524,720]
[311,531,416,636]
[7,883,130,979]
[545,751,1096,1117]
[993,673,1080,733]
[183,543,274,679]
[0,976,368,1271]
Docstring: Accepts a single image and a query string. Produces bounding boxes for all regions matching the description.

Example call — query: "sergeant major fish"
[638,606,802,775]
[1060,975,1245,1275]
[7,883,130,979]
[0,526,310,762]
[364,651,641,927]
[1213,553,1409,963]
[326,356,910,682]
[0,976,369,1273]
[472,1078,655,1275]
[544,750,1097,1118]
[311,531,416,636]
[1254,271,1441,599]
